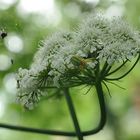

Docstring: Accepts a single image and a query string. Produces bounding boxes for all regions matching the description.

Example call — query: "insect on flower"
[11,59,14,64]
[0,29,7,39]
[71,56,95,70]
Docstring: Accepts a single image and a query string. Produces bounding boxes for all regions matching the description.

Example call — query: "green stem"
[64,88,83,140]
[0,77,106,139]
[101,61,108,75]
[82,81,106,136]
[0,83,106,137]
[105,54,140,81]
[101,63,112,79]
[106,60,128,76]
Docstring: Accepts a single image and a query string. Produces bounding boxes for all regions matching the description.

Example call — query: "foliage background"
[0,0,140,140]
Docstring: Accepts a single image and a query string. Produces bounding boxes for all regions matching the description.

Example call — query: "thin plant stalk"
[64,88,83,140]
[0,83,106,138]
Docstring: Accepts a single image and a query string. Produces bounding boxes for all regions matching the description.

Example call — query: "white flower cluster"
[75,14,140,64]
[16,68,44,109]
[16,13,140,109]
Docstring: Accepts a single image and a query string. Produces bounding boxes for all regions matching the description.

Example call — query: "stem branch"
[64,88,83,140]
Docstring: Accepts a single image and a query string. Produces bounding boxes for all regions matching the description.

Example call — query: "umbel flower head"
[16,13,140,109]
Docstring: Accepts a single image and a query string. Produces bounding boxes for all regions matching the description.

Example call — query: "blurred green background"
[0,0,140,140]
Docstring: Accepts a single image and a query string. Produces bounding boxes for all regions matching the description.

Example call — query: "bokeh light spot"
[84,0,100,5]
[105,5,124,18]
[3,73,17,94]
[64,2,81,19]
[0,54,11,71]
[0,0,16,10]
[0,93,6,118]
[17,0,61,26]
[5,34,23,53]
